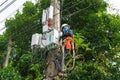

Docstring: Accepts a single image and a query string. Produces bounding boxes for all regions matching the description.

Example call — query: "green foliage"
[5,1,42,51]
[0,0,120,80]
[0,63,22,80]
[67,62,108,80]
[16,53,32,77]
[73,33,88,49]
[15,52,44,79]
[40,0,51,9]
[0,35,8,69]
[23,1,36,16]
[27,64,42,80]
[0,35,8,51]
[108,66,120,80]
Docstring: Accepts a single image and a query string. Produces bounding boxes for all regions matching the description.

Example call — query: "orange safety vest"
[65,36,74,50]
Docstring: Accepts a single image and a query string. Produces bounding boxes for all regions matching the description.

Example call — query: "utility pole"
[31,0,75,79]
[51,0,60,31]
[31,0,61,79]
[46,0,60,80]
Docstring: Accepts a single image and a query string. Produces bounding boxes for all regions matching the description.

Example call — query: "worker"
[58,24,75,76]
[59,24,74,55]
[58,24,74,74]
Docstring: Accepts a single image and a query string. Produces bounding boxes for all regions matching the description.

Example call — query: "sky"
[0,0,36,34]
[0,0,120,34]
[105,0,120,14]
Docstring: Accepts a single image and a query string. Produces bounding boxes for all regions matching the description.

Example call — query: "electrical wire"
[12,24,41,38]
[0,1,91,48]
[60,0,92,24]
[0,2,26,34]
[62,1,72,8]
[0,1,113,79]
[66,4,91,18]
[0,0,8,7]
[0,1,23,24]
[0,21,41,43]
[0,6,78,43]
[0,26,6,32]
[62,0,84,12]
[0,1,81,78]
[0,0,17,13]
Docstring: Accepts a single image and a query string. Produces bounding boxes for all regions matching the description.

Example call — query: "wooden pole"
[51,0,60,31]
[46,0,60,80]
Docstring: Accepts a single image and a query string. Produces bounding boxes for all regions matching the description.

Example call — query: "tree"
[2,1,47,79]
[62,0,120,79]
[5,1,42,51]
[0,0,120,80]
[0,35,8,69]
[0,63,22,80]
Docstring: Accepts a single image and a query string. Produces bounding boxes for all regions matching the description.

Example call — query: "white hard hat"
[61,24,70,30]
[61,24,68,28]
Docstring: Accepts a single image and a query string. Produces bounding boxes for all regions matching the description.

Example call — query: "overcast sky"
[0,0,36,34]
[105,0,120,14]
[0,0,120,34]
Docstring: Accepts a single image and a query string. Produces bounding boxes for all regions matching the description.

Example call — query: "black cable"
[12,25,41,42]
[0,0,8,6]
[0,27,6,31]
[0,22,41,44]
[60,4,91,25]
[0,1,23,24]
[0,0,17,13]
[62,0,84,12]
[62,1,72,8]
[66,4,91,18]
[0,0,89,47]
[0,2,26,34]
[57,0,88,19]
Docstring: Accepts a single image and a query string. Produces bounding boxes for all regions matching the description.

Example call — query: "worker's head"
[61,24,70,33]
[61,24,70,29]
[61,24,70,32]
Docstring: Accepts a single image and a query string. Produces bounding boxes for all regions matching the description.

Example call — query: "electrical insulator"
[47,29,59,45]
[43,25,48,33]
[31,33,40,49]
[42,10,47,25]
[40,29,59,48]
[39,34,47,48]
[48,5,53,19]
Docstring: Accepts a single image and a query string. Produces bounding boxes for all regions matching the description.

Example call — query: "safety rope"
[66,42,75,70]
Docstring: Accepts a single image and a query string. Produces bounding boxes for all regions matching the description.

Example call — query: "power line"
[1,1,91,41]
[0,0,37,33]
[60,1,92,23]
[0,0,17,13]
[0,22,41,43]
[0,0,8,6]
[62,1,72,8]
[62,0,84,12]
[0,7,18,23]
[67,4,91,17]
[0,26,6,32]
[0,2,24,25]
[0,0,18,24]
[0,1,87,32]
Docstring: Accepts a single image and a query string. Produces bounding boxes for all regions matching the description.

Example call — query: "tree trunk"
[4,37,12,67]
